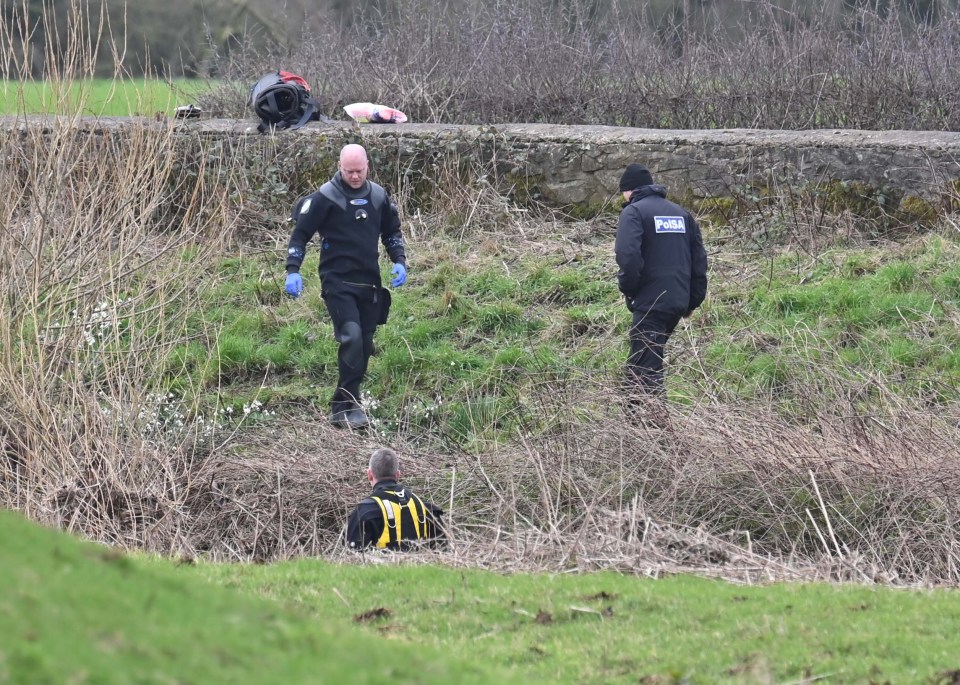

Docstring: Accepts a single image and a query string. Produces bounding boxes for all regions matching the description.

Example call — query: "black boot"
[330,400,369,430]
[345,407,369,429]
[329,397,353,428]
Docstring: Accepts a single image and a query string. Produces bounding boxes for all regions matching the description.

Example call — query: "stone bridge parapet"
[5,117,959,209]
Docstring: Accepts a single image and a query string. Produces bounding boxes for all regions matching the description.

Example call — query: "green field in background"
[0,78,208,116]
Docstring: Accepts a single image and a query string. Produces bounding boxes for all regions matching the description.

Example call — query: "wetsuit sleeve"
[614,205,645,298]
[346,500,380,550]
[285,192,325,273]
[380,194,406,267]
[688,214,708,313]
[345,507,363,548]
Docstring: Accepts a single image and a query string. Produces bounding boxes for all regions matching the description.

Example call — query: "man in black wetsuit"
[284,144,408,429]
[345,447,445,551]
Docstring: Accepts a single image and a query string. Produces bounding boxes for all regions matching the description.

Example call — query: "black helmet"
[248,70,319,132]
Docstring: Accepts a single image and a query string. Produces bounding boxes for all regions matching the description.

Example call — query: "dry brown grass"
[2,108,958,583]
[68,385,953,586]
[2,104,958,583]
[4,0,960,588]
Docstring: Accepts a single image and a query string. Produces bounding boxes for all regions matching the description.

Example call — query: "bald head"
[339,144,369,189]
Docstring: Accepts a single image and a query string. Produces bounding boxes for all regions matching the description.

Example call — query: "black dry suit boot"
[329,393,369,430]
[345,406,369,429]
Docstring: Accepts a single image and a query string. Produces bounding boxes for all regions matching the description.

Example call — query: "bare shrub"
[6,0,960,587]
[199,0,960,131]
[156,367,959,585]
[0,114,236,549]
[0,1,245,550]
[3,101,957,583]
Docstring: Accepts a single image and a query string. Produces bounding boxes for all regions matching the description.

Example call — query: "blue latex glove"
[390,263,407,287]
[285,272,303,298]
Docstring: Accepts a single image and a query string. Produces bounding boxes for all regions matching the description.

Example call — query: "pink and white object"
[343,102,408,124]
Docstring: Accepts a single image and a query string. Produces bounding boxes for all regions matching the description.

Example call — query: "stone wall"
[6,116,960,210]
[356,123,960,208]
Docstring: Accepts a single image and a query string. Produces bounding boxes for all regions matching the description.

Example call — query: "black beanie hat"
[619,163,654,192]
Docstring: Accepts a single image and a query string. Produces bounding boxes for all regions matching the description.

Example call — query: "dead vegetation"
[201,0,960,131]
[1,107,958,584]
[10,378,959,585]
[2,113,959,584]
[3,0,960,587]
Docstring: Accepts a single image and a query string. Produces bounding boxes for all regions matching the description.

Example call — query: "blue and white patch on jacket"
[654,216,686,233]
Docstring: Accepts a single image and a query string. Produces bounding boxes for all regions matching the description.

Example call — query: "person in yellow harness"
[345,447,445,551]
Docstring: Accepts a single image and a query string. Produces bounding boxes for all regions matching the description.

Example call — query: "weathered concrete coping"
[5,116,960,206]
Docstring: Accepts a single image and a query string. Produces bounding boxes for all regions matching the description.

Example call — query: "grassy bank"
[165,230,960,438]
[4,7,960,683]
[188,556,960,684]
[0,509,514,685]
[1,93,959,580]
[6,508,960,685]
[3,110,959,578]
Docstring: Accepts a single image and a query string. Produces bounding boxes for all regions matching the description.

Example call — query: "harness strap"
[370,493,431,549]
[410,493,429,539]
[290,98,316,131]
[371,496,394,548]
[390,500,403,542]
[406,499,421,539]
[298,95,333,126]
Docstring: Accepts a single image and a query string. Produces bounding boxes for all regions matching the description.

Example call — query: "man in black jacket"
[615,163,708,402]
[346,447,445,551]
[284,144,408,429]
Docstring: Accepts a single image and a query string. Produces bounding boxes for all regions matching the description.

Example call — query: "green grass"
[0,510,515,685]
[127,233,960,438]
[146,248,630,441]
[45,221,957,441]
[10,505,960,685]
[0,78,208,116]
[183,555,960,685]
[688,237,960,403]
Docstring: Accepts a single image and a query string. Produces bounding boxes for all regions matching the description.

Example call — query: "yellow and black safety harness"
[368,489,432,549]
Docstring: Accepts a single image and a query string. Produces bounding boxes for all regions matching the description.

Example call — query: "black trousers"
[627,309,681,395]
[322,285,385,411]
